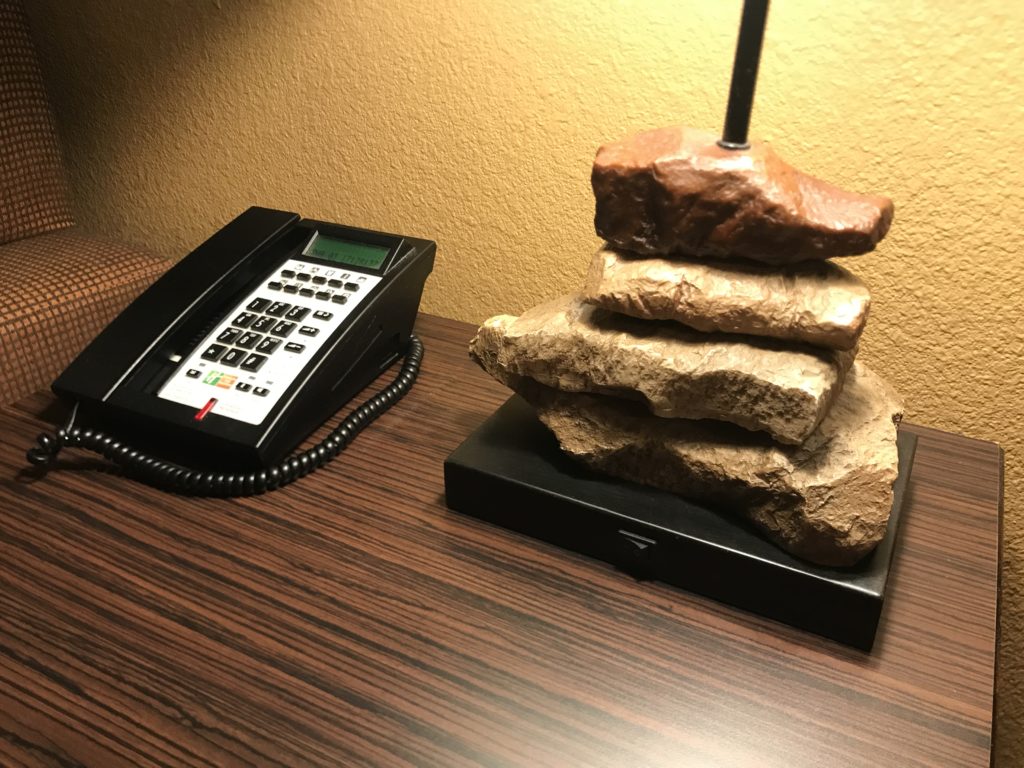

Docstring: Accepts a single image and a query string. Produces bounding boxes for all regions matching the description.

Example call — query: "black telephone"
[28,207,435,495]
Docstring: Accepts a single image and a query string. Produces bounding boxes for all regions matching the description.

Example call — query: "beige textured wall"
[26,0,1024,761]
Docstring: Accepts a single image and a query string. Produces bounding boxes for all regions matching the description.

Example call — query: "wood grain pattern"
[0,314,1001,767]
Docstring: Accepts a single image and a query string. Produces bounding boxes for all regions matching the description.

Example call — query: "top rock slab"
[592,126,894,265]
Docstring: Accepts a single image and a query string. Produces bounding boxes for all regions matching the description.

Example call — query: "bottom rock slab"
[518,362,903,566]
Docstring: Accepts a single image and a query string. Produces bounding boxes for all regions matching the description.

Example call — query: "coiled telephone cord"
[26,335,424,497]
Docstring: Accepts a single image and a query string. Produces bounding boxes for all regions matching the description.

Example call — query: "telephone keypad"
[202,344,227,361]
[161,256,382,424]
[270,321,296,337]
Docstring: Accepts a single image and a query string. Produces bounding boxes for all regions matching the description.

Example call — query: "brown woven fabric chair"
[0,0,167,404]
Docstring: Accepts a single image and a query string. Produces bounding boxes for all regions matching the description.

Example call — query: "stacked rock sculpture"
[470,126,903,567]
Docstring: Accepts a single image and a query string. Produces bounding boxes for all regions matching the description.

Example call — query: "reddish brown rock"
[592,126,894,265]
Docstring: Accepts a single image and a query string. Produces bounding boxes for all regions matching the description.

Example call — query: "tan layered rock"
[583,246,871,350]
[470,295,855,445]
[517,362,903,566]
[592,126,894,265]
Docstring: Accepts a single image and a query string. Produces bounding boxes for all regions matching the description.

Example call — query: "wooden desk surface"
[0,314,1001,768]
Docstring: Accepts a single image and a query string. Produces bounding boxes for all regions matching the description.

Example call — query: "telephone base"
[51,208,435,472]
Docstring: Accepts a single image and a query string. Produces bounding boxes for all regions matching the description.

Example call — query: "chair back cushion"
[0,228,165,404]
[0,0,73,244]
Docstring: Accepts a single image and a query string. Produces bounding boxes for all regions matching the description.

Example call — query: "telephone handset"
[28,207,435,495]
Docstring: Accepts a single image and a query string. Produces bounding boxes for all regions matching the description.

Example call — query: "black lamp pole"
[718,0,770,150]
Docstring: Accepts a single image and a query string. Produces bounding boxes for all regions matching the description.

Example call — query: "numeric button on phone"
[256,337,281,354]
[217,327,241,344]
[313,310,333,321]
[232,312,257,328]
[271,320,296,337]
[298,325,319,337]
[285,306,310,321]
[284,342,305,353]
[241,353,268,372]
[235,331,262,349]
[251,315,275,332]
[201,344,228,361]
[247,297,271,312]
[221,348,246,367]
[266,301,291,317]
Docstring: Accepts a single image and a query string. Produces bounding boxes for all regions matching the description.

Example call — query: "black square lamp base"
[444,396,917,651]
